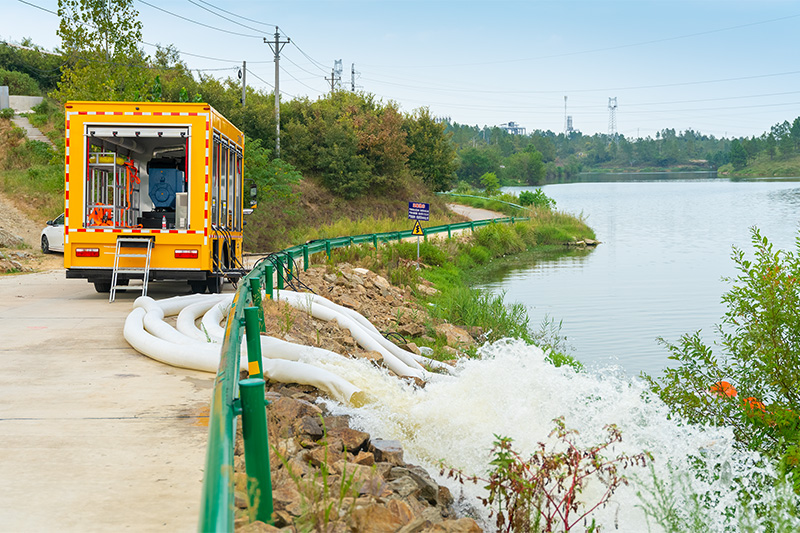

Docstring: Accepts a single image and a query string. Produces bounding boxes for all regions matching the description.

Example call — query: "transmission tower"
[564,96,568,134]
[608,97,618,140]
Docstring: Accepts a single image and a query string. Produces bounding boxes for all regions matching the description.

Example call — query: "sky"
[6,0,800,139]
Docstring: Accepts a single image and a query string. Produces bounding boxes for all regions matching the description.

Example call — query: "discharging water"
[487,178,800,377]
[312,342,783,532]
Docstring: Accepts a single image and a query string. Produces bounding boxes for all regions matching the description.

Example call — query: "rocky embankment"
[234,262,484,532]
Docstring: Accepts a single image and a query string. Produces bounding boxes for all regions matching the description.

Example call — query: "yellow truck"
[63,101,255,297]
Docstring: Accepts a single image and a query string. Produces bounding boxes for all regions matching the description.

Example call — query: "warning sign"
[408,201,430,221]
[412,220,424,236]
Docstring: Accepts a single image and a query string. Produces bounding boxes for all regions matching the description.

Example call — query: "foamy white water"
[307,340,792,531]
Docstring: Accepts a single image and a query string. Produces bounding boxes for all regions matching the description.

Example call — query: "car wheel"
[207,275,223,294]
[41,235,50,254]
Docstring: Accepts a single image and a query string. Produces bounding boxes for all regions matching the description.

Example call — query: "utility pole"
[241,61,246,107]
[265,28,289,157]
[325,69,337,95]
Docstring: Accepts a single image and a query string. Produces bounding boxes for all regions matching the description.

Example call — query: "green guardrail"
[436,191,526,211]
[197,214,529,531]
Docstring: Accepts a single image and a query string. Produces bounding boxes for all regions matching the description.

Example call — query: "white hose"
[176,295,230,342]
[274,289,425,379]
[274,289,454,374]
[124,296,363,403]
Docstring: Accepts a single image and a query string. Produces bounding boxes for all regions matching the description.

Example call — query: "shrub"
[519,189,556,209]
[443,419,650,533]
[0,108,14,119]
[646,228,800,486]
[0,68,41,95]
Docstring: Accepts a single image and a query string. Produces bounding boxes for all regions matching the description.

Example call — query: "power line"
[184,0,272,35]
[192,0,276,29]
[136,0,263,39]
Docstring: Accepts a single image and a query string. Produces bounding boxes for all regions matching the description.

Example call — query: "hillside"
[718,153,800,178]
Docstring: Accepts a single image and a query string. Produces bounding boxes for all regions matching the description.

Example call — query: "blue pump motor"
[148,167,185,208]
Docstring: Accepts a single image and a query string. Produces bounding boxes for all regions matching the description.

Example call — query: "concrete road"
[446,203,506,221]
[0,270,216,532]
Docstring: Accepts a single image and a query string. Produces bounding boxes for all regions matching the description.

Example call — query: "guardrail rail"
[197,214,529,531]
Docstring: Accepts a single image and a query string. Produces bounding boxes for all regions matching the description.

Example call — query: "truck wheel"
[207,275,223,294]
[189,280,207,294]
[94,282,111,293]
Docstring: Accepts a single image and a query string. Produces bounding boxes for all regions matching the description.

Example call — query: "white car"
[41,213,64,253]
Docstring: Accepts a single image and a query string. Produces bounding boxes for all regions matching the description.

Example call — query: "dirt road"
[446,203,505,221]
[0,272,215,532]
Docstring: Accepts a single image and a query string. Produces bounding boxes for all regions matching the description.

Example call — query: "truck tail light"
[174,249,199,259]
[75,248,100,257]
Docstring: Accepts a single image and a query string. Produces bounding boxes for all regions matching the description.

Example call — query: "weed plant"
[443,418,651,533]
[275,419,363,531]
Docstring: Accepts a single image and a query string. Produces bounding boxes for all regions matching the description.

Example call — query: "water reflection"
[483,179,800,377]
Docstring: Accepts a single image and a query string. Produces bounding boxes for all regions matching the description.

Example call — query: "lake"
[480,178,800,377]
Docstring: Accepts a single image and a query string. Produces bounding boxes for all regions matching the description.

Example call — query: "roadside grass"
[320,218,592,369]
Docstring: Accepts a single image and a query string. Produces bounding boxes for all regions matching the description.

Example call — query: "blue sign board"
[408,201,430,221]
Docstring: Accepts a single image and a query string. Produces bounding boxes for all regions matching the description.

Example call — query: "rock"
[370,438,404,465]
[305,444,344,468]
[404,342,422,355]
[353,450,375,466]
[338,294,360,310]
[323,273,338,284]
[397,517,435,533]
[349,502,404,532]
[360,350,384,366]
[441,346,458,357]
[430,518,483,532]
[329,427,370,453]
[417,284,439,296]
[387,475,419,498]
[388,466,439,505]
[373,275,392,291]
[398,323,425,338]
[272,484,304,516]
[238,519,286,532]
[268,397,323,438]
[585,238,601,246]
[435,323,474,347]
[323,415,351,431]
[353,267,370,276]
[387,499,416,525]
[294,415,324,441]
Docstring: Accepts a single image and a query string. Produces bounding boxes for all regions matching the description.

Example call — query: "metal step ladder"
[110,237,153,303]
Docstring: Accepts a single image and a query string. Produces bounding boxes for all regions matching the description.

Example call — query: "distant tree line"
[443,122,743,187]
[728,118,800,170]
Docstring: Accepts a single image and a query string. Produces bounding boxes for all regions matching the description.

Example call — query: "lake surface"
[481,179,800,377]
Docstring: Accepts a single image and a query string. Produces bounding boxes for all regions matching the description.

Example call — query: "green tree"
[505,149,545,185]
[479,172,499,195]
[729,139,748,170]
[647,229,800,483]
[53,0,150,102]
[403,107,457,191]
[457,146,497,185]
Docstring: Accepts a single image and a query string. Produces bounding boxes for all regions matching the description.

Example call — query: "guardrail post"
[276,256,284,291]
[286,253,293,282]
[248,280,266,333]
[325,240,331,259]
[239,377,273,525]
[373,234,378,249]
[244,306,264,378]
[447,225,452,239]
[470,221,475,232]
[264,264,274,300]
[302,245,309,271]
